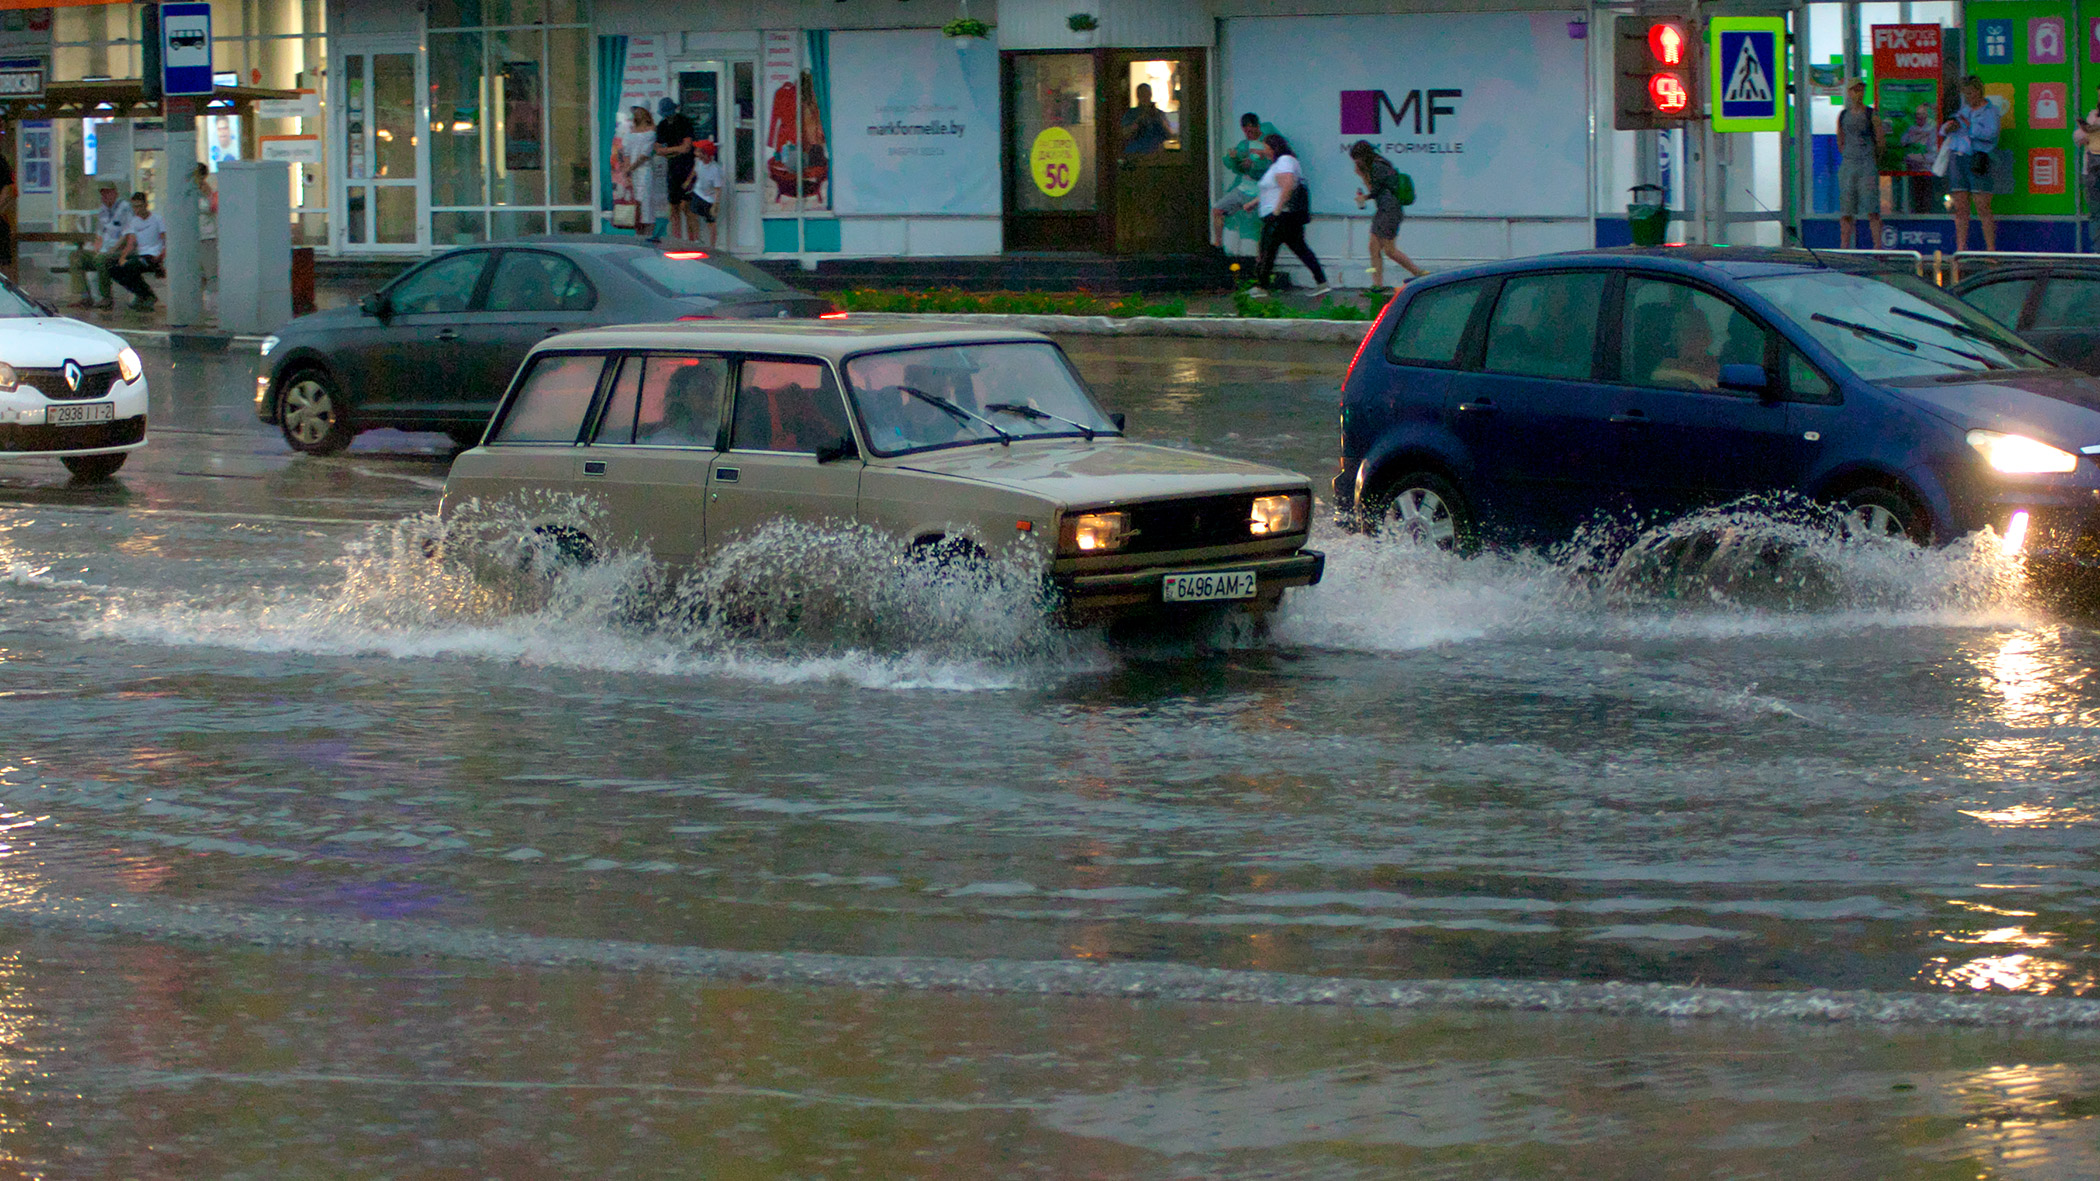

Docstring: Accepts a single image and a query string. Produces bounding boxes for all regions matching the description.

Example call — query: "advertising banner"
[615,34,665,136]
[1967,2,2075,213]
[1873,25,1943,176]
[827,30,999,216]
[760,29,833,216]
[1222,13,1588,218]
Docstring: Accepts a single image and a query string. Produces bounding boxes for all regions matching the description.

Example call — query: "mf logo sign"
[1339,89,1463,136]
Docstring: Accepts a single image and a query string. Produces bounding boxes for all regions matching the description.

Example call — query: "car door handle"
[435,328,459,341]
[1610,410,1650,425]
[714,467,739,483]
[1456,399,1498,414]
[583,460,606,476]
[543,326,563,336]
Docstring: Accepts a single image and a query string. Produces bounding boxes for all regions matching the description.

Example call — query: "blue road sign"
[161,3,214,97]
[1710,17,1786,132]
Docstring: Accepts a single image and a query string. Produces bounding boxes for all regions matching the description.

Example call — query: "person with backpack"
[1242,133,1327,298]
[1349,140,1425,291]
[1836,78,1884,250]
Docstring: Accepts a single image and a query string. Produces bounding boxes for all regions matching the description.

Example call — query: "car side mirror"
[359,292,391,320]
[1110,412,1127,432]
[813,435,860,464]
[1719,363,1774,399]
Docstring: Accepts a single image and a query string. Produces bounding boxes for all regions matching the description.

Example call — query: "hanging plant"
[1067,13,1099,32]
[943,17,991,39]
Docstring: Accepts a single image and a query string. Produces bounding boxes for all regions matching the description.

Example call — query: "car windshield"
[844,342,1121,456]
[1744,269,2054,381]
[618,250,790,297]
[0,278,45,318]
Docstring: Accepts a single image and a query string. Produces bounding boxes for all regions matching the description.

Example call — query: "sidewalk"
[16,257,370,347]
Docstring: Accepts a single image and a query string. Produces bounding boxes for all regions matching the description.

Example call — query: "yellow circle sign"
[1029,127,1080,197]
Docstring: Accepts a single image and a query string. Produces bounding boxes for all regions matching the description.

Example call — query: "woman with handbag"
[1940,77,2000,252]
[615,105,659,238]
[1349,139,1425,292]
[1242,133,1328,298]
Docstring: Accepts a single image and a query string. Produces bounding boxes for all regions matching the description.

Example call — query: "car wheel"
[278,368,353,456]
[1370,471,1473,552]
[520,525,597,577]
[60,452,127,481]
[907,536,992,585]
[1838,486,1928,545]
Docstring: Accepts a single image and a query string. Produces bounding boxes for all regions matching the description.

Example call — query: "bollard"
[291,247,315,317]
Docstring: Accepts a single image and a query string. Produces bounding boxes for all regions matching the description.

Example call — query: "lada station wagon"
[441,323,1325,619]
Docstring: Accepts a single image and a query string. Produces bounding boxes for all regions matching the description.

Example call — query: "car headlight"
[1967,429,2077,474]
[0,362,15,392]
[1250,492,1310,536]
[258,334,280,358]
[117,346,143,385]
[1061,510,1131,554]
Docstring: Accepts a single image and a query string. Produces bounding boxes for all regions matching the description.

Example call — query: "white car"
[0,287,147,480]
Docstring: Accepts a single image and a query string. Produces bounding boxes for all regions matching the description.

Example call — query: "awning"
[0,80,301,120]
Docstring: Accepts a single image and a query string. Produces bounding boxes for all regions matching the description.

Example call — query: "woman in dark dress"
[1350,140,1424,292]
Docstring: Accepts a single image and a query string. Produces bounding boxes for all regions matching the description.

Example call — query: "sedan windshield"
[845,342,1121,456]
[1745,269,2053,381]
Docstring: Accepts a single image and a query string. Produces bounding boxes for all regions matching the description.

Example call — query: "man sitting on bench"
[109,191,165,312]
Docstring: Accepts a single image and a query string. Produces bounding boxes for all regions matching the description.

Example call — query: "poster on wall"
[1967,3,2072,212]
[1873,25,1943,176]
[761,29,830,215]
[19,119,49,194]
[616,34,665,138]
[827,30,999,215]
[1222,12,1589,218]
[502,61,543,172]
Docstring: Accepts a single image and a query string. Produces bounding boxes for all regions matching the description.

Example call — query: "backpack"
[1390,171,1416,206]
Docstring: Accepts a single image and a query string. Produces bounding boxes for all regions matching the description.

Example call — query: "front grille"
[1125,493,1269,555]
[17,363,119,401]
[0,414,145,452]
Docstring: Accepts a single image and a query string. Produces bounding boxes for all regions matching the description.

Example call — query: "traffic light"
[1615,15,1693,129]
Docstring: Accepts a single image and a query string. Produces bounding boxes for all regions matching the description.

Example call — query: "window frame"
[2028,271,2100,332]
[584,351,732,451]
[1381,276,1494,370]
[485,349,614,446]
[1474,268,1613,382]
[482,248,599,314]
[724,353,854,457]
[1606,272,1777,398]
[1961,274,2044,331]
[382,248,496,315]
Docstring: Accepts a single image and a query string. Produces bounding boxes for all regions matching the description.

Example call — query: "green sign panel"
[1710,16,1787,132]
[1965,1,2076,214]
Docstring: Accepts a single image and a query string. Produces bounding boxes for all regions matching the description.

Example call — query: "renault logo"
[62,360,81,392]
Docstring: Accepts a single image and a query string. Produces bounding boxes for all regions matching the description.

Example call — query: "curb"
[115,327,270,352]
[843,311,1376,345]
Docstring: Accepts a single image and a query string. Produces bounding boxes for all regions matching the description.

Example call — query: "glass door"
[334,40,428,251]
[1004,52,1103,252]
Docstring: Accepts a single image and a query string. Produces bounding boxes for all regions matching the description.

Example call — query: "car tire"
[60,452,127,481]
[1368,471,1474,552]
[521,525,597,576]
[907,535,992,586]
[278,368,353,456]
[1838,485,1929,545]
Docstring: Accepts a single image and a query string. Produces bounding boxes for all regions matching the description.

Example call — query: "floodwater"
[2,337,2100,1176]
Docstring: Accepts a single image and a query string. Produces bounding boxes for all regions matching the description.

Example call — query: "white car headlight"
[1250,492,1310,536]
[258,334,280,358]
[0,362,15,392]
[1967,429,2077,474]
[1061,510,1131,554]
[117,346,143,385]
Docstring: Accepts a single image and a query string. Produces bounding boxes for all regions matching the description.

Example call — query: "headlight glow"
[1250,492,1310,536]
[0,362,16,392]
[117,346,143,384]
[1967,429,2077,474]
[1061,511,1131,554]
[258,334,280,358]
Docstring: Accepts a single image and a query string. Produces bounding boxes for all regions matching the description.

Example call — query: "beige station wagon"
[441,322,1324,619]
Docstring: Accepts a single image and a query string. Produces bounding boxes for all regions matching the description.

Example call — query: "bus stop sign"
[160,2,214,97]
[1709,16,1786,132]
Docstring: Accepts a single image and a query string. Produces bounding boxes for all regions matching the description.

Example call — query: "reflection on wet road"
[3,338,2100,1174]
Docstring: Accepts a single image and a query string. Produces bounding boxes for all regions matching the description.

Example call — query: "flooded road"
[3,337,2100,1176]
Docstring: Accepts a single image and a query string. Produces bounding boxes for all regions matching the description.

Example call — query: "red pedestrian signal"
[1616,16,1694,129]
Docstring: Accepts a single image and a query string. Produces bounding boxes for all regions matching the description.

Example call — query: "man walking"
[1837,78,1884,249]
[109,191,166,311]
[70,181,130,310]
[654,97,697,241]
[1210,111,1274,252]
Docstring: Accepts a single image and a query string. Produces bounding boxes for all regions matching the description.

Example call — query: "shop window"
[1010,54,1097,214]
[733,63,757,186]
[1120,60,1182,160]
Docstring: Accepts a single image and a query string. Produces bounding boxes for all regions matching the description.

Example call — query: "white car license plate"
[1162,570,1257,603]
[46,402,114,426]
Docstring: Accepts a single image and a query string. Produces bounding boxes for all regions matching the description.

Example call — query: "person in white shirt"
[688,138,725,247]
[69,181,131,309]
[110,191,166,310]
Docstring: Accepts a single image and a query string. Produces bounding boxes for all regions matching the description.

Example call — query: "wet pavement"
[3,337,2100,1176]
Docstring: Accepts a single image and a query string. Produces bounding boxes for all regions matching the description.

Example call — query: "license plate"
[1162,570,1257,603]
[45,402,114,426]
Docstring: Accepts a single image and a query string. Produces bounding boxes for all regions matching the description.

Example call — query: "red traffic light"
[1649,72,1689,113]
[1648,22,1686,65]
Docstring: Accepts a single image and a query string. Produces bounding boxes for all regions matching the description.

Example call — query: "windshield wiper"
[983,401,1096,441]
[896,385,1013,445]
[1811,312,1988,371]
[1885,305,2050,366]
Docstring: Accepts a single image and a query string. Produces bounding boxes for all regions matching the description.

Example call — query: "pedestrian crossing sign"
[1709,17,1787,132]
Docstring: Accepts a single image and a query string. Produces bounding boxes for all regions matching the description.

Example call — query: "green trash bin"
[1627,184,1669,246]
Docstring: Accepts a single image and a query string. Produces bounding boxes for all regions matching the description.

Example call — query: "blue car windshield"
[1745,269,2053,381]
[844,342,1121,456]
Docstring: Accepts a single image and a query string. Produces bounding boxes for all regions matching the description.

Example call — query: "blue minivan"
[1335,247,2100,560]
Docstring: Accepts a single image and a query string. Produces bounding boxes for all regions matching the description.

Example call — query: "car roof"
[1420,245,1903,287]
[534,321,1054,360]
[1952,259,2100,288]
[511,233,722,255]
